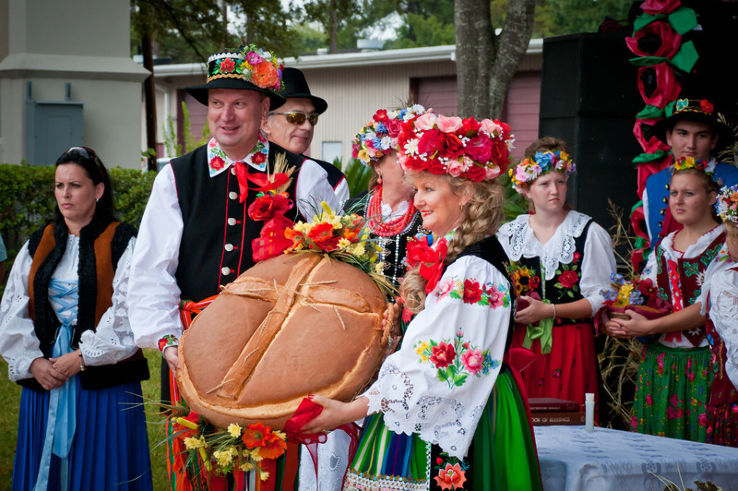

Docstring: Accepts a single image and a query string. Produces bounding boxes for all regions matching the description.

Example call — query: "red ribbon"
[247,192,295,262]
[406,237,448,294]
[283,397,361,489]
[234,162,290,203]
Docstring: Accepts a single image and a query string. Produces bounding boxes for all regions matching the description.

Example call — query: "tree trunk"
[329,0,338,53]
[488,0,536,118]
[142,21,158,172]
[454,0,492,119]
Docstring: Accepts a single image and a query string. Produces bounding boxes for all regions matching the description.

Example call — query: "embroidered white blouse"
[697,246,738,389]
[641,225,726,349]
[364,252,512,459]
[0,236,139,381]
[496,210,616,315]
[128,139,348,349]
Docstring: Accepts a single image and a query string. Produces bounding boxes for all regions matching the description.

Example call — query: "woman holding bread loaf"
[303,113,542,489]
[0,147,152,490]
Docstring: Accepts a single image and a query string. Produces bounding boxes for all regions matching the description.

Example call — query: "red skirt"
[511,321,599,407]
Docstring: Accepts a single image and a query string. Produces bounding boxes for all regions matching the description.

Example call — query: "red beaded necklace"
[366,186,417,237]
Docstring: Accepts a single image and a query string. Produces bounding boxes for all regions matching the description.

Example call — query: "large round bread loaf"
[177,252,389,429]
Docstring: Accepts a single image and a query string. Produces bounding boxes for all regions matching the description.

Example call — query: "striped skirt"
[344,367,542,490]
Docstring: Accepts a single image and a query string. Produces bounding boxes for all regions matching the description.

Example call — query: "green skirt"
[344,367,542,490]
[632,342,713,442]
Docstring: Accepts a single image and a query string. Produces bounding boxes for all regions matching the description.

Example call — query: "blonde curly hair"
[400,172,505,314]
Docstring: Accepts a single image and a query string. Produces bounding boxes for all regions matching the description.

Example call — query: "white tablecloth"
[534,425,738,490]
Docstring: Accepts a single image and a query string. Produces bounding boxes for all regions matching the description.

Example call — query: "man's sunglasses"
[270,111,319,126]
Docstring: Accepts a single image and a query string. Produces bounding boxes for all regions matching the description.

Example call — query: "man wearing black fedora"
[643,97,738,246]
[264,67,348,205]
[128,47,344,420]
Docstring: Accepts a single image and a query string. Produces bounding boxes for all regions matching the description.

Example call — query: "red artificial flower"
[173,410,201,438]
[700,99,714,114]
[464,164,485,182]
[641,0,681,15]
[499,121,512,139]
[463,279,483,304]
[436,457,444,465]
[573,251,581,263]
[406,238,448,293]
[443,133,464,160]
[385,119,403,138]
[242,423,270,448]
[210,155,226,171]
[418,128,443,156]
[251,62,279,89]
[403,156,427,172]
[220,57,236,73]
[427,158,447,175]
[258,432,288,459]
[625,21,680,58]
[373,109,388,122]
[248,193,293,221]
[529,276,541,290]
[405,238,439,267]
[558,270,579,288]
[252,152,267,165]
[430,342,456,368]
[456,117,481,138]
[489,141,510,168]
[465,134,493,163]
[307,222,340,251]
[434,463,467,490]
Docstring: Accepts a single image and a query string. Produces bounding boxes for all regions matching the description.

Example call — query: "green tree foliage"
[0,164,154,266]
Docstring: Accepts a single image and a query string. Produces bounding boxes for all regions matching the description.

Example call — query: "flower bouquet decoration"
[284,201,394,295]
[167,406,287,481]
[599,273,671,320]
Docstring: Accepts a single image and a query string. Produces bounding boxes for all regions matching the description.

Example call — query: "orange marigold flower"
[241,423,270,449]
[258,432,287,459]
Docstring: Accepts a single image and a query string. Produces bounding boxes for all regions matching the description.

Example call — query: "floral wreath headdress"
[397,113,514,182]
[671,156,728,188]
[508,150,576,194]
[207,45,284,91]
[716,184,738,226]
[352,105,427,165]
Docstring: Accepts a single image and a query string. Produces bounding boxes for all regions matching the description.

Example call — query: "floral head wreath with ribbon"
[207,45,284,91]
[716,184,738,226]
[508,150,576,194]
[397,112,514,182]
[352,105,427,165]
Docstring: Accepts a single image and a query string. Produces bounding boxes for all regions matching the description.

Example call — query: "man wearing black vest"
[128,47,344,392]
[263,67,349,206]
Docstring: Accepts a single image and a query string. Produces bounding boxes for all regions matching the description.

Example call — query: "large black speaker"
[539,31,642,231]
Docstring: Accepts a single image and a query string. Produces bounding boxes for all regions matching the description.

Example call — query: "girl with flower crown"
[352,105,427,286]
[605,158,728,442]
[301,112,541,489]
[497,137,616,410]
[697,185,738,446]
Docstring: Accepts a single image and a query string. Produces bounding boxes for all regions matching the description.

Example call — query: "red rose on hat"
[700,100,714,114]
[456,117,481,138]
[465,134,493,163]
[464,164,485,182]
[385,119,403,138]
[418,129,443,156]
[444,133,464,159]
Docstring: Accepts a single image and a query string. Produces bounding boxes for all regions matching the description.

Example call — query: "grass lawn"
[0,350,169,490]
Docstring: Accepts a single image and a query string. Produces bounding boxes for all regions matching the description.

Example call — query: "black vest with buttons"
[171,142,305,302]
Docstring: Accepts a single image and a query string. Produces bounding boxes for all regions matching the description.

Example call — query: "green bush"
[0,163,155,268]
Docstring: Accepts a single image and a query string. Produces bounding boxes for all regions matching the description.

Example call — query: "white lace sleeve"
[640,246,658,284]
[296,159,342,219]
[79,237,139,366]
[580,222,617,315]
[709,267,738,389]
[128,165,184,349]
[0,242,43,381]
[364,255,511,459]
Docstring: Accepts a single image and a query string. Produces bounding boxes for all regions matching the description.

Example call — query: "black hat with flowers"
[653,97,730,144]
[186,45,286,110]
[274,68,328,114]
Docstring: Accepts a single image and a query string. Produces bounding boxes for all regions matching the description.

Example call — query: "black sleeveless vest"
[171,142,306,302]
